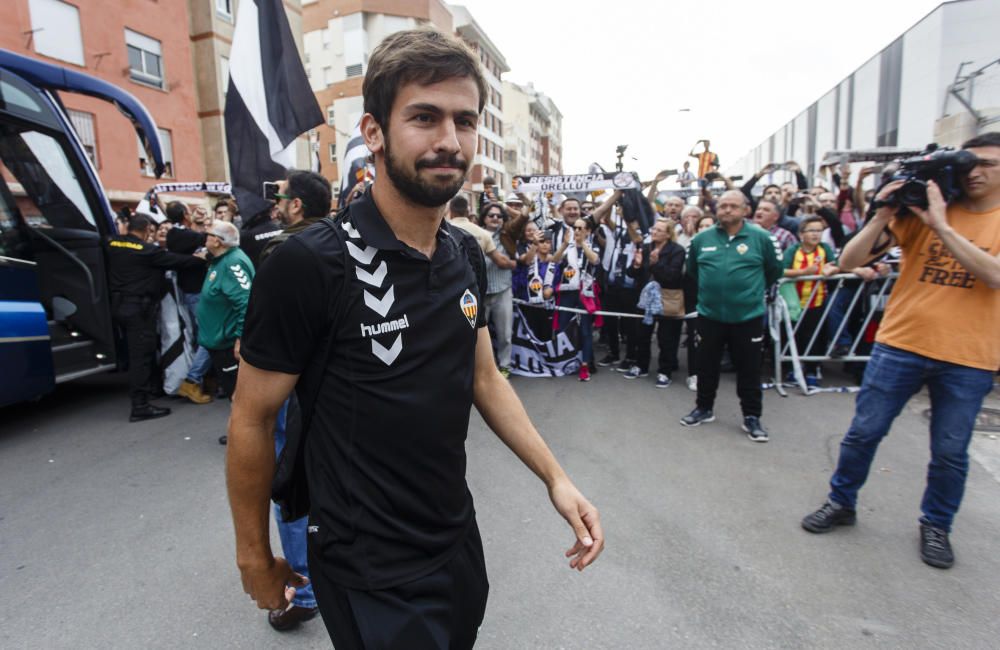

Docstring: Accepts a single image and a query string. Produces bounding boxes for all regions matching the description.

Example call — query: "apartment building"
[502,80,563,180]
[2,0,205,207]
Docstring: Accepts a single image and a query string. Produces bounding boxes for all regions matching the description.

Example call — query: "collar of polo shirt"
[352,189,458,259]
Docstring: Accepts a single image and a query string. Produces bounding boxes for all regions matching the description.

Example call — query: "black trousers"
[113,299,158,408]
[309,523,489,650]
[636,316,683,375]
[685,319,700,378]
[602,284,639,360]
[208,347,239,399]
[696,316,764,417]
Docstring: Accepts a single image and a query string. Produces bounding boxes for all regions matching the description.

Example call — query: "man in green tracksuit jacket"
[681,190,784,442]
[197,220,255,420]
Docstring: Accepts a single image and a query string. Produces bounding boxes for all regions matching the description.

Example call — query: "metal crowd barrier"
[768,272,899,396]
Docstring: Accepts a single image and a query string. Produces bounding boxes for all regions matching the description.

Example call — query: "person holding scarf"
[513,222,556,340]
[552,217,602,381]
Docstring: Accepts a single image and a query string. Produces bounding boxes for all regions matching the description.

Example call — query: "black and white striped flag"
[224,0,323,218]
[338,119,371,203]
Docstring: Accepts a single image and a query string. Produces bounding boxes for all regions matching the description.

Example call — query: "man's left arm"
[225,261,254,355]
[913,182,1000,289]
[471,330,604,571]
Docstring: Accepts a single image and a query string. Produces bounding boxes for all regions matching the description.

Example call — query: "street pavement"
[2,363,999,649]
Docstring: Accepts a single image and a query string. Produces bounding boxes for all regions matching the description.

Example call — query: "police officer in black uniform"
[107,213,205,421]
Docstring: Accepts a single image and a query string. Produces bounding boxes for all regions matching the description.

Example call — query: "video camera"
[880,144,978,211]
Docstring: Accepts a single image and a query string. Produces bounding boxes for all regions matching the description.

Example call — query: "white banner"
[513,172,641,194]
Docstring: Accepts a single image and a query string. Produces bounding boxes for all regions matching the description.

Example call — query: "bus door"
[0,67,116,387]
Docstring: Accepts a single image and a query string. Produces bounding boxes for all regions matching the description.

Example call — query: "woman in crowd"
[512,222,556,341]
[552,216,601,381]
[625,219,686,388]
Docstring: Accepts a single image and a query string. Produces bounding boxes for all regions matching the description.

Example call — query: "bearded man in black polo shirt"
[226,28,603,650]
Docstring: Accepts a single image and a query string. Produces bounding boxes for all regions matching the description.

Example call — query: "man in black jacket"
[108,213,205,420]
[164,201,215,404]
[240,207,282,267]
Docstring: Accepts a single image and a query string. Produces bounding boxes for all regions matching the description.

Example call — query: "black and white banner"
[512,171,641,194]
[224,0,323,218]
[338,119,371,202]
[509,306,582,378]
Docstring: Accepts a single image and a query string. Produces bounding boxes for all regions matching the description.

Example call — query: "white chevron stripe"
[364,285,395,317]
[347,241,377,265]
[341,221,360,239]
[371,334,402,366]
[355,261,387,288]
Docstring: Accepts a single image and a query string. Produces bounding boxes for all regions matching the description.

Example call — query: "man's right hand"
[238,555,309,611]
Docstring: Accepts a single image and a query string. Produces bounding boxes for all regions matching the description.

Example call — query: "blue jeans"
[181,292,212,383]
[824,282,859,348]
[273,400,316,608]
[829,343,994,532]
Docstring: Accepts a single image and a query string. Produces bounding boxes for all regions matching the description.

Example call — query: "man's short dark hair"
[962,132,1000,149]
[560,197,581,209]
[128,213,153,233]
[757,198,782,213]
[286,170,332,219]
[799,215,825,233]
[449,195,469,216]
[165,201,187,224]
[483,176,496,186]
[363,28,487,128]
[763,183,781,195]
[215,199,236,214]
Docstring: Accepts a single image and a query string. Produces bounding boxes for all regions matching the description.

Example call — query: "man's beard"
[383,133,468,208]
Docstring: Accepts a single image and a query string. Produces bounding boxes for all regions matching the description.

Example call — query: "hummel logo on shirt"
[342,221,407,366]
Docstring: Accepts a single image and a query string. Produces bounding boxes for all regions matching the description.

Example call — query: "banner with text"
[510,306,582,378]
[512,171,641,194]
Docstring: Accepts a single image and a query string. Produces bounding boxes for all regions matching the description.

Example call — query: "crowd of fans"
[447,155,894,391]
[116,153,896,422]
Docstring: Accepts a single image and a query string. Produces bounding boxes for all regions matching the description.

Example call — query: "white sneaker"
[686,375,697,392]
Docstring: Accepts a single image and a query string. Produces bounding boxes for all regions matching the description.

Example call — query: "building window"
[126,29,164,89]
[67,109,98,168]
[327,105,335,126]
[138,128,174,177]
[329,143,337,163]
[216,0,233,19]
[323,66,334,86]
[346,63,363,78]
[28,0,84,66]
[321,28,331,50]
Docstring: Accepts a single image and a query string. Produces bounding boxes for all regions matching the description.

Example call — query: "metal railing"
[768,272,899,396]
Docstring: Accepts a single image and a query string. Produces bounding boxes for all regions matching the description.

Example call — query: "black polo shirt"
[241,192,487,590]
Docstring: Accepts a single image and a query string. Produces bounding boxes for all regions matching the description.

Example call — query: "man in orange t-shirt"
[801,133,1000,570]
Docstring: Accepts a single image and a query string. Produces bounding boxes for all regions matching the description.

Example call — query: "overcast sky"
[456,0,944,181]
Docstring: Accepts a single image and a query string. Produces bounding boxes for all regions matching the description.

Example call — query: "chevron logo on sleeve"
[229,264,251,290]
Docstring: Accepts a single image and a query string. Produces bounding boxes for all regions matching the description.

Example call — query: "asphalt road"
[2,365,999,649]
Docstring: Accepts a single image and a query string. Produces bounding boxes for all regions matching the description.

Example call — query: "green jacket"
[197,247,255,350]
[687,221,784,323]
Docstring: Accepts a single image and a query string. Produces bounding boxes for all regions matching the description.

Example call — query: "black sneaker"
[679,408,715,427]
[597,354,618,367]
[830,344,851,358]
[129,404,171,422]
[742,416,769,443]
[919,523,954,569]
[615,359,635,373]
[801,501,857,533]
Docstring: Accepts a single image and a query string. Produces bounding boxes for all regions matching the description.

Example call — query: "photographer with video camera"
[802,133,1000,570]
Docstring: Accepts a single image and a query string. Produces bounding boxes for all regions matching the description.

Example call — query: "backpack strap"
[272,207,352,522]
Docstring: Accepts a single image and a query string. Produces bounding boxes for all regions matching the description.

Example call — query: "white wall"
[940,0,1000,117]
[898,7,942,148]
[815,89,837,165]
[850,56,880,149]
